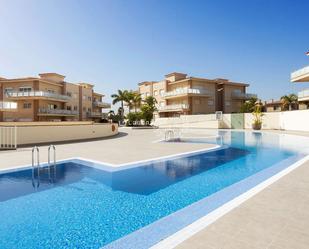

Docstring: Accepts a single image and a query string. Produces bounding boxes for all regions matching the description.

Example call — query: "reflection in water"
[110,147,249,195]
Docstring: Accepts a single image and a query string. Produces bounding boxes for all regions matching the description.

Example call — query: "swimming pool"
[0,130,308,249]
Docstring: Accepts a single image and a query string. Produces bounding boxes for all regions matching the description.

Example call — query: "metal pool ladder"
[32,146,40,189]
[48,145,57,183]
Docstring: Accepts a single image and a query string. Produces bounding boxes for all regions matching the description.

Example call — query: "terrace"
[6,91,71,102]
[164,88,211,99]
[291,65,309,82]
[231,92,257,100]
[37,108,78,116]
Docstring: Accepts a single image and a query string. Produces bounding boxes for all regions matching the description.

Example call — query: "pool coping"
[0,144,222,174]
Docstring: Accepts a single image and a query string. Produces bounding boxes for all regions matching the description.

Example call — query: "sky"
[0,0,308,105]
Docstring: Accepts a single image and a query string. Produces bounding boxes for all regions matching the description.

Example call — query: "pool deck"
[0,127,216,170]
[1,128,309,249]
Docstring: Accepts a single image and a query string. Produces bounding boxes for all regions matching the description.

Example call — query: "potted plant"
[252,103,263,130]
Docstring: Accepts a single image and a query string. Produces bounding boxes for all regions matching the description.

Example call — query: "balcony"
[158,104,190,112]
[38,108,78,116]
[0,102,17,111]
[231,92,257,100]
[87,112,104,118]
[298,89,309,102]
[291,65,309,82]
[6,91,71,102]
[93,101,111,108]
[164,88,210,99]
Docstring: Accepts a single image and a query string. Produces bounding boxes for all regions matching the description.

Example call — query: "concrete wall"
[154,109,309,132]
[1,123,118,145]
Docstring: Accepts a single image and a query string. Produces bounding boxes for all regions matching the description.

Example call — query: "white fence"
[0,126,17,150]
[154,109,309,132]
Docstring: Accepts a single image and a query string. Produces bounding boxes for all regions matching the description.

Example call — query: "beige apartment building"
[291,62,309,109]
[138,72,256,117]
[0,73,110,122]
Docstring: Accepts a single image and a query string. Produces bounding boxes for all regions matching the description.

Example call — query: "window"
[48,104,57,110]
[146,93,150,97]
[66,106,72,111]
[88,108,91,112]
[154,90,158,96]
[4,88,13,94]
[47,89,55,94]
[66,92,72,97]
[83,107,86,111]
[160,90,165,96]
[23,102,32,109]
[19,87,32,92]
[88,96,92,101]
[208,100,214,106]
[74,106,78,111]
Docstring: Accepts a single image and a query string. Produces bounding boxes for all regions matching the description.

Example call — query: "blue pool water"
[0,131,307,249]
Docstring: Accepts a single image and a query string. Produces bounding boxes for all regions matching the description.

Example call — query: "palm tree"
[124,91,135,113]
[132,93,142,113]
[240,97,258,113]
[111,90,128,119]
[280,94,298,111]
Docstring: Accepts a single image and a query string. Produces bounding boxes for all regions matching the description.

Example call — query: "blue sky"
[0,0,308,103]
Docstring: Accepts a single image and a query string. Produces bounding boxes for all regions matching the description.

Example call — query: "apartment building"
[138,72,256,117]
[291,55,309,109]
[264,100,282,112]
[0,73,110,122]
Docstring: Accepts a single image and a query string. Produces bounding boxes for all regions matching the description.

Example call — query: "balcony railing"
[93,101,111,108]
[291,65,309,82]
[6,91,71,101]
[0,102,17,110]
[231,92,257,100]
[158,104,190,112]
[38,108,78,116]
[87,112,103,117]
[164,88,210,98]
[298,89,309,101]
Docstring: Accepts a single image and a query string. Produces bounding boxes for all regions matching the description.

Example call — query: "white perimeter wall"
[154,109,309,132]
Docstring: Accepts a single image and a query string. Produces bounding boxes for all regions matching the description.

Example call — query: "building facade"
[138,72,256,117]
[291,60,309,109]
[0,73,110,122]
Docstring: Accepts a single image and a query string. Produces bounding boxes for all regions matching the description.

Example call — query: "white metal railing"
[158,104,190,111]
[231,92,257,99]
[0,126,17,150]
[164,88,210,98]
[6,91,71,101]
[93,101,111,108]
[298,89,309,100]
[38,108,78,115]
[0,101,17,110]
[291,65,309,80]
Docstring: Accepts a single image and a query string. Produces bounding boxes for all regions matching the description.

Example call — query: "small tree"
[141,96,157,125]
[252,103,264,130]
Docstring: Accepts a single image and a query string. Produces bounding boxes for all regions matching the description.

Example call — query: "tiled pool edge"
[102,154,309,249]
[0,145,221,174]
